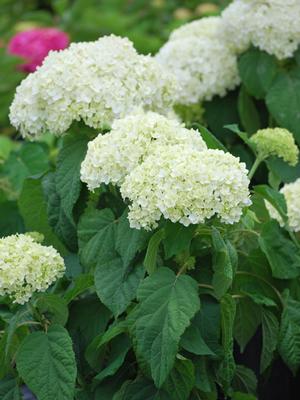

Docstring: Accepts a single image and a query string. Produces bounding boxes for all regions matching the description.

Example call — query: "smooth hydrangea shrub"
[9,35,178,139]
[0,233,65,304]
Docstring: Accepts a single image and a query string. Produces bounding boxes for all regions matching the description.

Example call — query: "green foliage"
[16,325,77,400]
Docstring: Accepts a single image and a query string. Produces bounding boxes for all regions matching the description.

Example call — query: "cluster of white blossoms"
[266,178,300,232]
[155,16,240,105]
[220,0,300,59]
[9,35,178,139]
[80,111,207,190]
[121,146,251,230]
[0,234,65,304]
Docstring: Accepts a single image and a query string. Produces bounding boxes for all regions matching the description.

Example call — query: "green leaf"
[35,293,69,325]
[85,322,127,370]
[0,201,24,237]
[0,376,20,400]
[238,86,261,134]
[259,221,300,279]
[1,143,49,194]
[181,296,221,356]
[211,228,236,299]
[163,359,195,400]
[18,177,65,253]
[193,124,227,152]
[42,173,77,252]
[254,185,287,222]
[266,68,300,145]
[217,294,236,394]
[278,293,300,374]
[144,229,165,275]
[234,298,261,353]
[130,267,200,387]
[231,393,257,400]
[194,357,217,394]
[163,222,196,259]
[64,254,83,279]
[232,365,257,395]
[78,208,116,269]
[113,377,169,400]
[116,210,150,266]
[64,274,94,304]
[267,158,300,185]
[238,48,278,99]
[93,335,131,383]
[16,325,77,400]
[95,256,145,317]
[55,133,88,221]
[260,309,279,373]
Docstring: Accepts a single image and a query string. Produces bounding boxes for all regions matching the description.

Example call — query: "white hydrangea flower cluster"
[9,35,178,139]
[220,0,300,59]
[121,146,251,230]
[80,111,207,190]
[266,178,300,232]
[155,16,240,105]
[0,234,65,304]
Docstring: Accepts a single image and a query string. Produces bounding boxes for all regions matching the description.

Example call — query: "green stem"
[248,157,264,180]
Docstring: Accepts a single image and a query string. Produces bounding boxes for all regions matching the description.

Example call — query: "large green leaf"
[0,376,20,400]
[181,295,221,356]
[163,359,195,400]
[93,335,131,383]
[0,201,24,236]
[278,293,300,374]
[113,377,169,400]
[232,365,257,395]
[234,298,261,353]
[163,222,196,259]
[116,210,150,266]
[238,48,278,99]
[130,267,200,387]
[78,208,116,269]
[64,274,94,304]
[16,325,77,400]
[238,86,260,134]
[1,142,49,194]
[254,185,287,222]
[266,68,300,145]
[18,177,65,253]
[217,295,236,394]
[194,357,217,394]
[95,256,145,317]
[55,133,88,220]
[42,173,77,252]
[211,228,237,299]
[260,309,279,373]
[194,124,227,152]
[35,293,69,325]
[259,221,300,279]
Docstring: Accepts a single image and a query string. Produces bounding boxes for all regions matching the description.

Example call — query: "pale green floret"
[0,234,65,304]
[250,128,299,166]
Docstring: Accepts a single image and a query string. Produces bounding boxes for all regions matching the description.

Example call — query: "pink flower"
[8,28,69,73]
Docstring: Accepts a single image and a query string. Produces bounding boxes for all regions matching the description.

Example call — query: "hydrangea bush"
[1,1,300,399]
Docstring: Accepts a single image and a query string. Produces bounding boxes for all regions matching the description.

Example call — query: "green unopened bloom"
[250,128,299,166]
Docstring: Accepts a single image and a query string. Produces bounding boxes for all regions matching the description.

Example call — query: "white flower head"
[80,111,207,190]
[266,178,300,232]
[156,17,240,105]
[220,0,300,59]
[0,234,65,304]
[10,35,178,139]
[121,146,251,230]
